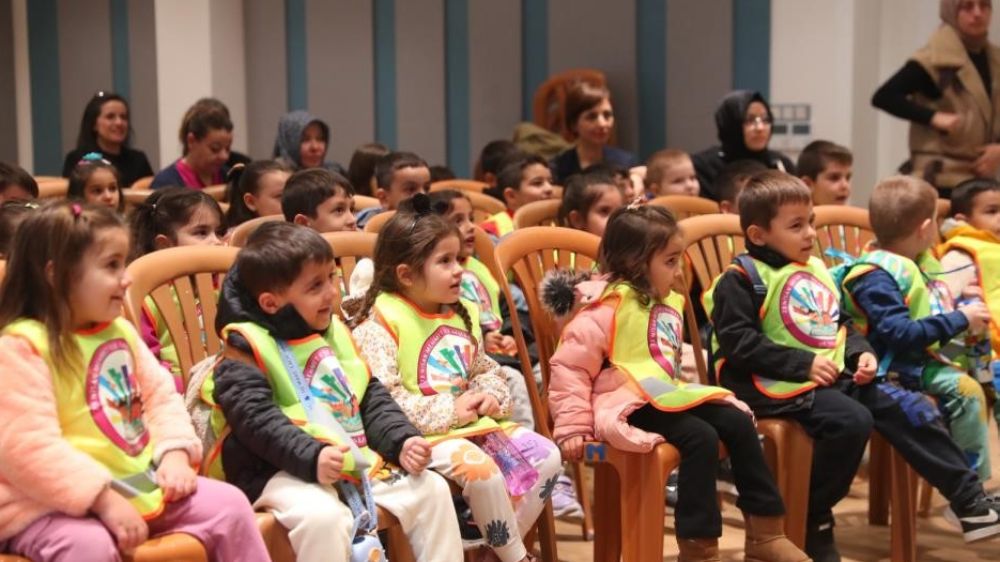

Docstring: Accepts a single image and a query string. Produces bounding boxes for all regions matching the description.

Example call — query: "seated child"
[644,149,700,198]
[551,204,808,562]
[224,160,292,228]
[558,170,625,237]
[0,202,267,561]
[130,187,226,390]
[708,171,1000,558]
[282,168,358,233]
[206,222,462,560]
[842,176,993,480]
[430,164,456,183]
[68,153,123,212]
[481,153,555,238]
[346,142,390,197]
[797,141,852,206]
[0,161,38,202]
[0,200,38,258]
[355,151,432,228]
[712,159,767,214]
[477,140,519,193]
[352,195,561,562]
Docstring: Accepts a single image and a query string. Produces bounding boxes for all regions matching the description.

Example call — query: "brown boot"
[743,513,812,562]
[677,538,721,562]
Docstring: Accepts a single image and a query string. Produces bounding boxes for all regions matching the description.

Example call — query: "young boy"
[841,176,994,481]
[282,168,357,233]
[644,148,699,198]
[0,162,39,202]
[206,222,462,560]
[355,151,431,228]
[480,153,554,238]
[797,141,852,206]
[707,171,1000,559]
[712,159,766,214]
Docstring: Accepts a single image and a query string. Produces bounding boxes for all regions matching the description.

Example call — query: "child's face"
[647,233,685,300]
[650,157,699,197]
[403,235,463,307]
[186,128,232,175]
[69,227,131,328]
[267,259,337,331]
[743,101,772,152]
[172,204,223,248]
[964,190,1000,237]
[719,178,749,214]
[246,170,290,217]
[382,166,431,210]
[507,164,554,211]
[83,168,120,210]
[750,202,816,263]
[446,197,477,258]
[808,161,852,206]
[299,123,327,169]
[95,100,129,147]
[575,97,614,146]
[571,185,623,237]
[308,191,357,233]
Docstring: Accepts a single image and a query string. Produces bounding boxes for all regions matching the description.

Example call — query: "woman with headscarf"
[872,0,1000,196]
[272,111,346,175]
[691,90,795,201]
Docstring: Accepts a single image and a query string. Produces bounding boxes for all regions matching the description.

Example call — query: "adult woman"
[872,0,1000,196]
[272,110,346,174]
[61,92,153,187]
[549,82,638,185]
[150,101,233,190]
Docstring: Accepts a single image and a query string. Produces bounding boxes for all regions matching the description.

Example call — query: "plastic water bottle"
[472,431,539,496]
[958,297,994,384]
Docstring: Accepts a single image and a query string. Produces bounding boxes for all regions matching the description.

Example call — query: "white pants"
[254,469,462,562]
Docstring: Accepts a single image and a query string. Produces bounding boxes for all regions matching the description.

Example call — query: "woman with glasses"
[691,90,795,202]
[61,91,153,187]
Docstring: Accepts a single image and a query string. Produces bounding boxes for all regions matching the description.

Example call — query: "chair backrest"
[465,191,506,223]
[123,246,238,386]
[430,179,490,194]
[649,195,720,220]
[37,178,69,199]
[322,230,377,313]
[355,194,380,210]
[203,184,227,202]
[363,210,396,234]
[228,214,284,247]
[532,69,607,141]
[123,188,153,212]
[679,214,745,293]
[513,199,561,229]
[131,176,154,190]
[811,205,873,267]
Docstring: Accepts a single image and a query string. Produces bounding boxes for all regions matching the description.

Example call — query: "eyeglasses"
[743,115,772,129]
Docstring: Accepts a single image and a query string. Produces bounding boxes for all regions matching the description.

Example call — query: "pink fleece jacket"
[0,323,202,540]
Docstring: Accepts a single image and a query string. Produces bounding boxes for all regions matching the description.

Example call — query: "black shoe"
[664,470,678,514]
[944,496,1000,543]
[805,517,841,562]
[453,496,483,545]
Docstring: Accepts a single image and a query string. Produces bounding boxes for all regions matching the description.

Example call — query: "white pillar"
[12,0,32,171]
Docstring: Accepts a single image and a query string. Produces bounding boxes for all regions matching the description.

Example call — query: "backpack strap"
[733,254,767,313]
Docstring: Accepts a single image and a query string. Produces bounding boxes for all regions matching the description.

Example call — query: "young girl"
[549,205,809,562]
[0,199,38,258]
[0,201,268,561]
[130,187,226,389]
[351,194,561,562]
[69,153,124,213]
[557,170,625,237]
[150,102,233,190]
[224,160,292,227]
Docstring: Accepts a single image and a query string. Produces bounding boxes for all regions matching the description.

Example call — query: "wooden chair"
[649,195,720,220]
[131,176,154,190]
[322,230,377,316]
[37,178,68,199]
[466,190,507,223]
[363,210,396,234]
[513,199,560,229]
[354,194,380,210]
[227,215,284,247]
[203,184,227,202]
[532,69,607,141]
[811,205,874,267]
[430,179,490,194]
[124,188,154,212]
[0,535,209,562]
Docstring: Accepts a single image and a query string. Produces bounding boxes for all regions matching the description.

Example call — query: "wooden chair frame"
[363,210,396,234]
[227,215,284,247]
[430,179,490,193]
[648,195,720,220]
[512,199,561,230]
[811,205,874,267]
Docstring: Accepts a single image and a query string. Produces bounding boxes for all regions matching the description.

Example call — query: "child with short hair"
[355,151,432,228]
[713,159,767,214]
[552,204,807,562]
[224,160,292,228]
[645,149,700,198]
[842,176,994,480]
[205,222,462,561]
[282,168,358,233]
[0,162,39,202]
[0,202,267,561]
[481,154,555,238]
[477,140,519,192]
[797,141,853,206]
[346,142,390,197]
[557,170,625,237]
[68,153,123,212]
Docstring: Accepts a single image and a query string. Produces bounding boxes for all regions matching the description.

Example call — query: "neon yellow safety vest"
[461,256,502,332]
[374,292,505,442]
[3,318,165,519]
[599,284,731,411]
[939,226,1000,357]
[482,211,514,238]
[202,317,382,480]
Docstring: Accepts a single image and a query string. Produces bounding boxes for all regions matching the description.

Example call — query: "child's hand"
[498,335,517,356]
[92,487,148,553]
[484,331,506,355]
[961,283,983,301]
[960,301,991,334]
[317,445,349,485]
[477,394,501,417]
[399,436,432,474]
[155,450,198,502]
[853,352,878,386]
[454,393,484,426]
[559,435,584,462]
[809,356,839,386]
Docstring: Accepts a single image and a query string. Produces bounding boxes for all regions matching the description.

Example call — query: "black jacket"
[709,242,873,416]
[212,265,421,502]
[692,90,796,201]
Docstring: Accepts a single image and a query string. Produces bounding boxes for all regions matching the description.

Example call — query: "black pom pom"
[410,192,432,216]
[539,269,592,318]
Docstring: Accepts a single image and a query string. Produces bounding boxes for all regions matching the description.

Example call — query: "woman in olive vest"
[873,0,1000,195]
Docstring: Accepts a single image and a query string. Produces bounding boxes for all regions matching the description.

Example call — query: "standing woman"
[550,82,639,186]
[150,102,233,190]
[872,0,1000,196]
[61,92,153,187]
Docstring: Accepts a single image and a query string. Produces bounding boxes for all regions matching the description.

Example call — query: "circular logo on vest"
[648,304,682,377]
[780,271,840,348]
[418,325,475,396]
[461,271,501,331]
[86,339,149,456]
[303,347,365,446]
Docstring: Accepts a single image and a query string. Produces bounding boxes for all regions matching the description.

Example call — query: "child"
[477,140,519,191]
[130,187,226,389]
[0,200,38,258]
[797,141,852,206]
[557,170,625,237]
[68,153,123,213]
[551,204,807,562]
[283,168,358,233]
[346,142,390,197]
[355,151,432,228]
[481,154,555,238]
[0,162,39,202]
[707,171,999,558]
[841,176,994,480]
[203,222,462,561]
[713,159,767,214]
[0,201,267,561]
[351,195,561,562]
[224,160,292,228]
[644,149,700,198]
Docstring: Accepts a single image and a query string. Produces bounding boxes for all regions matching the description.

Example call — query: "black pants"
[628,402,785,539]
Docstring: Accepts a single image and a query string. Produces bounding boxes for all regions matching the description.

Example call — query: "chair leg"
[570,461,595,540]
[534,501,559,561]
[385,524,416,562]
[616,454,671,562]
[917,477,934,518]
[869,435,890,526]
[592,463,622,562]
[758,420,813,549]
[888,445,918,562]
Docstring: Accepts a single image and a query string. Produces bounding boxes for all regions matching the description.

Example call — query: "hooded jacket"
[272,111,347,175]
[692,90,796,201]
[211,265,419,502]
